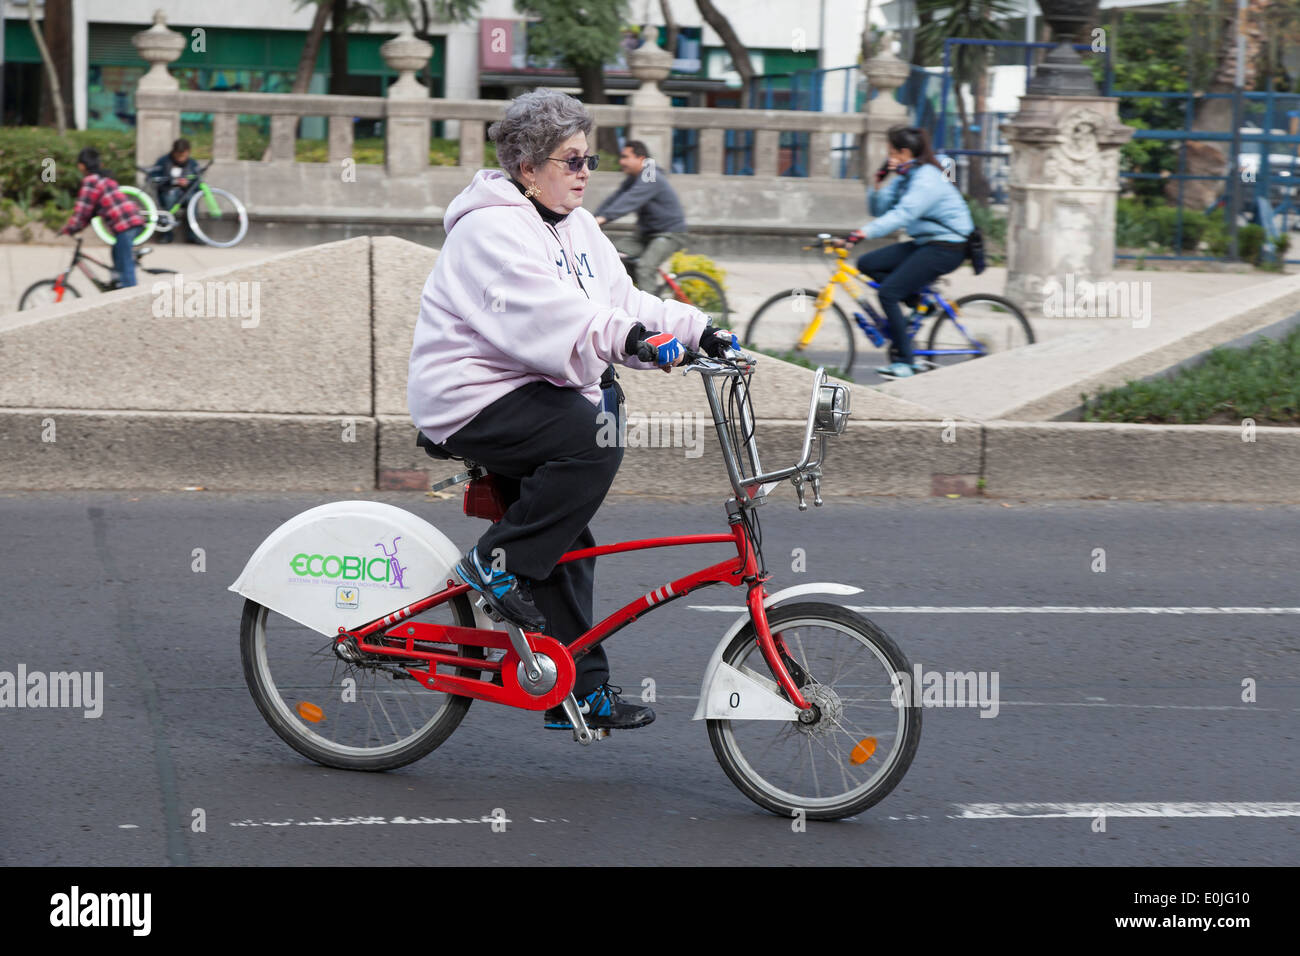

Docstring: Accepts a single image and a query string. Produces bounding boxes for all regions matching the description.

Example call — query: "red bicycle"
[231,348,920,819]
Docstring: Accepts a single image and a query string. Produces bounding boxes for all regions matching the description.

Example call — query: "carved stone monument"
[1002,1,1133,314]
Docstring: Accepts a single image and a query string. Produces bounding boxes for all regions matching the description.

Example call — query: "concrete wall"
[4,236,1297,503]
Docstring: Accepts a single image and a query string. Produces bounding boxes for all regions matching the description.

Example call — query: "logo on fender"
[289,537,408,589]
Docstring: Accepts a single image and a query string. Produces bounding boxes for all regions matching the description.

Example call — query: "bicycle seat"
[416,430,455,460]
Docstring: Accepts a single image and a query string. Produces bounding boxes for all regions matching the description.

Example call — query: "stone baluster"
[381,26,434,177]
[131,10,185,170]
[626,41,674,169]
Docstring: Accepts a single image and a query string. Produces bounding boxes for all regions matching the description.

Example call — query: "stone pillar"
[1002,99,1133,311]
[1002,1,1134,314]
[382,26,434,177]
[861,36,910,193]
[131,10,185,171]
[626,41,674,167]
[698,128,724,175]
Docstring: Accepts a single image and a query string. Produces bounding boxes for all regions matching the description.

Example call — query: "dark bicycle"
[18,236,177,310]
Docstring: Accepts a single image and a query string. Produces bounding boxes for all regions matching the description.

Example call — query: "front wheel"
[655,270,730,329]
[744,288,856,377]
[240,593,485,771]
[707,602,921,820]
[925,293,1034,368]
[188,186,248,248]
[19,278,82,310]
[91,185,157,246]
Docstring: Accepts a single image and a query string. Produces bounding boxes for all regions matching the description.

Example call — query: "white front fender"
[229,500,498,636]
[691,582,864,720]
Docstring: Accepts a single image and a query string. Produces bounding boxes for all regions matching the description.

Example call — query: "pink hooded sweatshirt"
[408,169,710,443]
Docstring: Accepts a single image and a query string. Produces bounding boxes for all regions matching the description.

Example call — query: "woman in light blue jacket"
[841,126,974,378]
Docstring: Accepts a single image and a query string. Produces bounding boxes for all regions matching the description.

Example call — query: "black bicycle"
[18,236,177,310]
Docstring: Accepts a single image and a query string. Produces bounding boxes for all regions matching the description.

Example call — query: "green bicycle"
[91,160,248,249]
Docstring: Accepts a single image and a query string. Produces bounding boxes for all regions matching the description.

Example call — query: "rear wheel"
[19,278,81,310]
[187,186,248,247]
[925,293,1034,368]
[240,594,484,771]
[744,288,856,377]
[707,602,920,820]
[655,270,730,329]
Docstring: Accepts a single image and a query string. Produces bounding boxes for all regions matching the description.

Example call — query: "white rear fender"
[229,500,498,636]
[692,583,864,720]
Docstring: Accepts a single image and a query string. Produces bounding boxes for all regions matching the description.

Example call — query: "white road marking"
[952,802,1300,819]
[689,605,1300,614]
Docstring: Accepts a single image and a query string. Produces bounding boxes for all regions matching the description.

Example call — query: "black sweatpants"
[856,240,966,365]
[440,380,622,697]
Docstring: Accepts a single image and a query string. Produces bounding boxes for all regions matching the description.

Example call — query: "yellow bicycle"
[744,234,1033,377]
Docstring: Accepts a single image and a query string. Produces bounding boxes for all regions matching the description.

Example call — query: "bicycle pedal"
[473,596,505,623]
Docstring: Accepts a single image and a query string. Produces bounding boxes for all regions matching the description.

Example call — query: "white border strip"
[689,605,1300,615]
[953,802,1300,819]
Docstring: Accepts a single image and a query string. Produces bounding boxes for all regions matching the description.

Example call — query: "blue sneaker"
[875,361,915,378]
[455,546,547,632]
[544,683,656,730]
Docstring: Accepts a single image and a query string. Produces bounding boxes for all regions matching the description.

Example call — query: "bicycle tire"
[707,602,921,821]
[18,278,82,311]
[925,293,1034,366]
[743,288,856,377]
[240,594,484,771]
[655,270,730,329]
[91,186,157,246]
[187,186,248,248]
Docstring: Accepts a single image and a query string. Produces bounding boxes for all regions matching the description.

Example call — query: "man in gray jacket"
[594,140,689,290]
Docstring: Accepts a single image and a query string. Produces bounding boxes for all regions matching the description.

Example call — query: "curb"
[2,410,1295,503]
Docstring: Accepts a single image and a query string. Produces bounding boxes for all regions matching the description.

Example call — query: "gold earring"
[524,181,540,199]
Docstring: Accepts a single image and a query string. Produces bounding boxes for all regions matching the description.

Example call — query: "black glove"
[698,325,740,358]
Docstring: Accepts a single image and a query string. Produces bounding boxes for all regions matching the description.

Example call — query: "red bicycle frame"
[341,517,811,712]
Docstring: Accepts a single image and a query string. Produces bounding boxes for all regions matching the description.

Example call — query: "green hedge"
[1082,326,1300,425]
[0,127,137,207]
[1116,197,1280,263]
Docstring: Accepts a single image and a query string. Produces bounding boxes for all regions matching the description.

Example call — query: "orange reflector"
[849,738,877,765]
[297,702,324,723]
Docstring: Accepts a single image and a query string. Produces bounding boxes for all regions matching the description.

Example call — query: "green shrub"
[1083,326,1300,424]
[0,127,136,206]
[1237,223,1266,263]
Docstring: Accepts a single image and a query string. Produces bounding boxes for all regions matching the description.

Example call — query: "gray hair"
[489,88,595,180]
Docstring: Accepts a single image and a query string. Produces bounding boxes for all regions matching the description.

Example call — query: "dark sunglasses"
[546,154,599,173]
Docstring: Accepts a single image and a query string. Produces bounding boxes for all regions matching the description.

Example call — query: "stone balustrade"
[130,13,875,251]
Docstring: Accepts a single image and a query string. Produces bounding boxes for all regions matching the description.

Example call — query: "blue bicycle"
[744,234,1034,377]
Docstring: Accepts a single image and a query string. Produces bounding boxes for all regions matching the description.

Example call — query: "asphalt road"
[2,491,1297,866]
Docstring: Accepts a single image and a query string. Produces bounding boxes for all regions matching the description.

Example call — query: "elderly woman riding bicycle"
[407,88,738,732]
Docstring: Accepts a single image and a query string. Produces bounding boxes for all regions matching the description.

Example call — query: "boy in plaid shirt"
[60,147,146,288]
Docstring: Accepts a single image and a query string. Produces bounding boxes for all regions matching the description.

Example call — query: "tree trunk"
[28,0,67,134]
[967,62,991,203]
[574,60,619,154]
[329,0,350,95]
[1170,0,1272,208]
[293,3,333,95]
[660,0,679,59]
[37,0,74,130]
[696,0,754,90]
[911,9,933,66]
